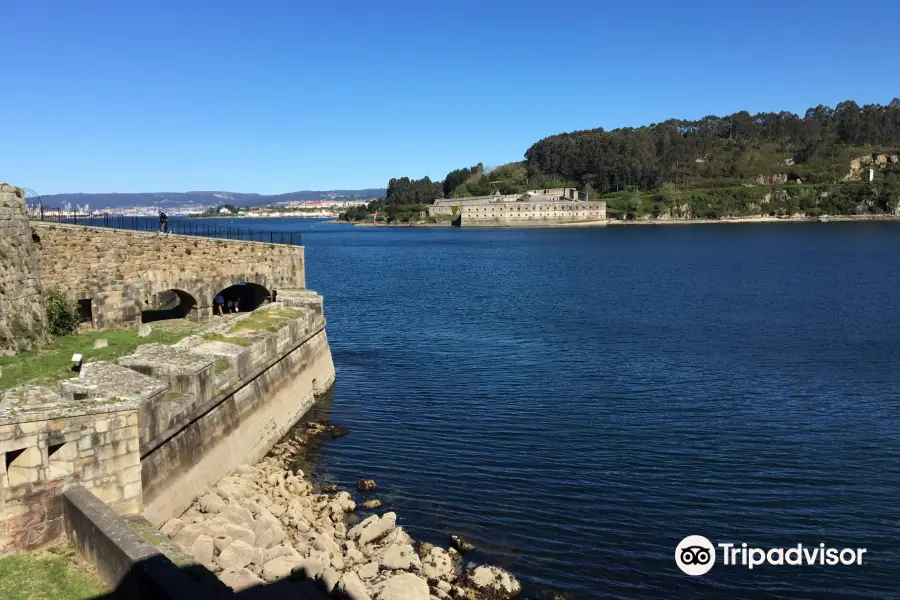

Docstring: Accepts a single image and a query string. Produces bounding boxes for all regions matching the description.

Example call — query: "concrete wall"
[0,184,48,355]
[458,201,607,226]
[140,326,335,525]
[33,223,306,329]
[0,395,142,553]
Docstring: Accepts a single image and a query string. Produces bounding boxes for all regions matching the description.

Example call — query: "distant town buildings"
[428,188,606,227]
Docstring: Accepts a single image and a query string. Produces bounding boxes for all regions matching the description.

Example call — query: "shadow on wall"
[87,553,363,600]
[141,290,198,324]
[213,283,270,315]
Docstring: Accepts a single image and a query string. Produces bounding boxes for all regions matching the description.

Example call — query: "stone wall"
[140,325,335,525]
[0,388,142,553]
[0,184,47,355]
[459,200,607,226]
[33,223,306,329]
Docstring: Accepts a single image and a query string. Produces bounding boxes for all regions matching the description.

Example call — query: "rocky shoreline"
[158,426,522,600]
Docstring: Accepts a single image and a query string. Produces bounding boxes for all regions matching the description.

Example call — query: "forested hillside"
[341,99,900,222]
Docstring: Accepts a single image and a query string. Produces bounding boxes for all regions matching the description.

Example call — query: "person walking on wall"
[159,210,169,234]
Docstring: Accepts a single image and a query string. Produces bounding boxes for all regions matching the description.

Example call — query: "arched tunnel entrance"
[213,282,270,316]
[141,289,198,323]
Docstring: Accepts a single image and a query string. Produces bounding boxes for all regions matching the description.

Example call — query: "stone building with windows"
[428,188,606,227]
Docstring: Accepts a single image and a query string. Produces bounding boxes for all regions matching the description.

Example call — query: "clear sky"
[2,0,897,195]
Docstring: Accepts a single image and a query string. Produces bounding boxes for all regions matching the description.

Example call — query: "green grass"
[0,543,108,600]
[0,327,192,392]
[167,390,185,402]
[229,308,305,335]
[202,333,252,347]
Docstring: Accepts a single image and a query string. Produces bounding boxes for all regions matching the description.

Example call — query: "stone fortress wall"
[0,184,48,355]
[428,187,606,226]
[33,222,306,329]
[0,194,335,552]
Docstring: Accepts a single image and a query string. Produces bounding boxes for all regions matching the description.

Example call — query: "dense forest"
[341,99,900,222]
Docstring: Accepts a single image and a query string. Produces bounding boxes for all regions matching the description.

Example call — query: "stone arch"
[211,281,271,316]
[140,288,199,324]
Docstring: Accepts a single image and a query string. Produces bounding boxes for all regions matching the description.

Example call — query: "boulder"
[379,544,420,571]
[450,535,476,554]
[173,523,206,549]
[295,553,329,580]
[314,533,341,556]
[338,571,372,600]
[264,544,301,562]
[319,567,341,593]
[331,554,346,570]
[217,540,259,570]
[358,479,377,492]
[350,512,397,546]
[421,547,456,581]
[137,324,152,337]
[199,493,225,514]
[256,524,286,549]
[159,518,185,538]
[213,536,234,553]
[362,499,382,509]
[224,523,256,546]
[464,565,522,599]
[357,561,380,580]
[190,535,215,567]
[375,573,430,600]
[262,555,304,582]
[219,567,263,591]
[347,548,366,565]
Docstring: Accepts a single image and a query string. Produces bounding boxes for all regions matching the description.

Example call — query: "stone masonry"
[0,184,48,355]
[33,222,306,329]
[0,386,142,553]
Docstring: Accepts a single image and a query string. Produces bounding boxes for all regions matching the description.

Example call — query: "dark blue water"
[250,219,900,599]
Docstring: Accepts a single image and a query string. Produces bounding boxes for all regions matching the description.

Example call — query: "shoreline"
[157,421,526,600]
[338,214,900,228]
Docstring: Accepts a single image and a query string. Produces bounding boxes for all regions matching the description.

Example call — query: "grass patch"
[214,362,231,375]
[0,543,108,600]
[0,327,192,392]
[203,333,252,347]
[167,390,184,403]
[229,309,305,335]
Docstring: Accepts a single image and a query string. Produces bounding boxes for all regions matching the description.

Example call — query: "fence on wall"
[29,207,302,246]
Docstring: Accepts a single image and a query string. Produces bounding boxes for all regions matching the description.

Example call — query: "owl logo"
[676,535,716,575]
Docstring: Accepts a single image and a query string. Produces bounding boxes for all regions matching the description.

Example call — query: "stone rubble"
[161,439,521,599]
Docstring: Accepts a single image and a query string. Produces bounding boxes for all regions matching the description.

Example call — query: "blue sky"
[1,0,897,195]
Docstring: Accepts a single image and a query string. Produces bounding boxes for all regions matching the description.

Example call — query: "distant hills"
[36,189,386,209]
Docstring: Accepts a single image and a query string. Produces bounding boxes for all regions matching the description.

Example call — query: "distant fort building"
[428,188,606,227]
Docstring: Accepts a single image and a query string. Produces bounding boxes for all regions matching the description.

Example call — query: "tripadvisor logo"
[675,536,868,575]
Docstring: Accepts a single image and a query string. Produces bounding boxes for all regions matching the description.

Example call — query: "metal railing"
[30,208,302,246]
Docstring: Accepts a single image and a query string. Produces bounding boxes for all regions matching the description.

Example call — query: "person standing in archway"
[214,293,225,316]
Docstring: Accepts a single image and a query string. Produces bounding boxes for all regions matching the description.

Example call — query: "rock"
[362,499,382,509]
[268,504,286,518]
[313,533,341,556]
[221,504,254,528]
[379,544,420,571]
[160,518,185,538]
[358,479,377,492]
[295,553,329,580]
[421,547,456,581]
[190,535,215,567]
[219,566,263,591]
[450,535,476,554]
[173,523,206,549]
[375,573,430,600]
[382,527,413,547]
[317,566,340,593]
[224,523,256,546]
[330,424,351,438]
[92,338,108,349]
[465,565,522,599]
[137,324,152,337]
[264,544,301,562]
[331,554,345,570]
[262,555,304,582]
[338,571,372,600]
[347,547,366,564]
[436,581,452,593]
[217,539,258,570]
[350,512,396,546]
[256,524,286,549]
[199,493,225,514]
[214,536,234,553]
[357,561,380,580]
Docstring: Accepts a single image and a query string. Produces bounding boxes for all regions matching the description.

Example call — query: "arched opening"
[141,289,197,323]
[212,282,270,316]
